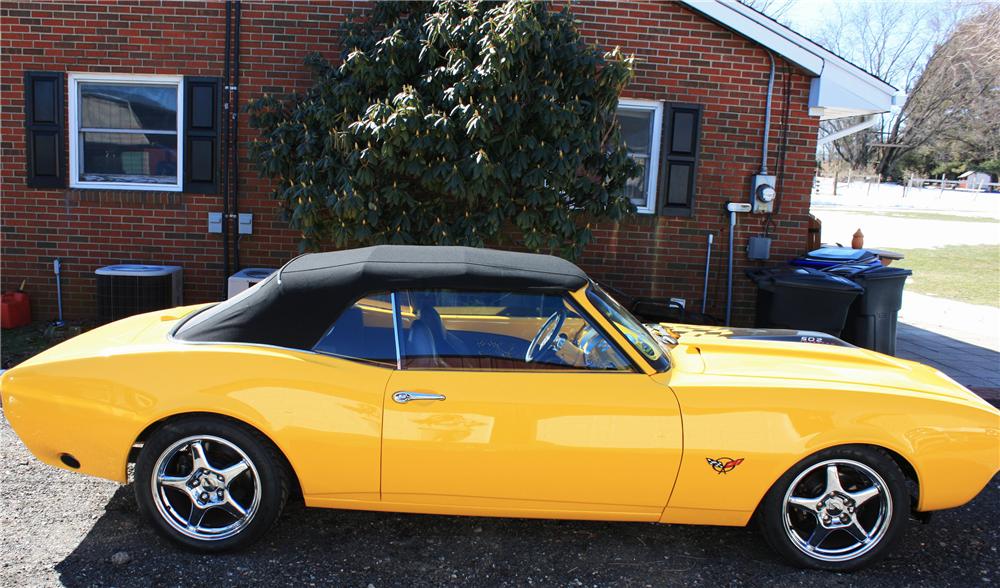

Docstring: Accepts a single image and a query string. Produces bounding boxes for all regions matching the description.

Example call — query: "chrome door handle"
[392,391,446,404]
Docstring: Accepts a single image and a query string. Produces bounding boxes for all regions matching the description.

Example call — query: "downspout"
[760,49,776,175]
[220,0,231,296]
[726,50,776,325]
[726,211,736,325]
[232,0,242,271]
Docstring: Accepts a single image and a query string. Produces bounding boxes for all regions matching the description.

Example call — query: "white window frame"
[68,73,184,192]
[617,98,663,214]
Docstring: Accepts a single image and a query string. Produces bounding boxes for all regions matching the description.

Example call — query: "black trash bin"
[830,265,912,355]
[747,266,863,336]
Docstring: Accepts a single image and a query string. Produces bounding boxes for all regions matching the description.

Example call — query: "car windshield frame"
[586,282,671,373]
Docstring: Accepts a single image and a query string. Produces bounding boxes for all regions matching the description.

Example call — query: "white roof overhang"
[679,0,900,120]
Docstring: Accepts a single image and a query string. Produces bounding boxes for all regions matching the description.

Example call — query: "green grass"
[895,244,1000,307]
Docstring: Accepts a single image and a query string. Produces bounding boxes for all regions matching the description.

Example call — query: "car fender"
[3,344,391,501]
[659,374,999,524]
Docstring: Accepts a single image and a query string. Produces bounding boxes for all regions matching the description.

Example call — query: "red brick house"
[0,0,894,324]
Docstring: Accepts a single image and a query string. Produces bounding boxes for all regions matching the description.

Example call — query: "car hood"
[659,323,993,407]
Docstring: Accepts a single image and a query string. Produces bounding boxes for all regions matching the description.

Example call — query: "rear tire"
[134,416,289,552]
[757,445,909,571]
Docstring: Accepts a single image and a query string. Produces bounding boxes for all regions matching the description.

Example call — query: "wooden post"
[833,171,839,196]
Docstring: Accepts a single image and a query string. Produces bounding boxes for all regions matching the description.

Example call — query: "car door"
[380,289,682,519]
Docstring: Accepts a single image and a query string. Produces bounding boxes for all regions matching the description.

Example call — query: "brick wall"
[1,0,817,325]
[565,1,818,321]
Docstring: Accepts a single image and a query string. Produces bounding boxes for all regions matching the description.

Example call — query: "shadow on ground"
[897,323,1000,393]
[55,476,999,587]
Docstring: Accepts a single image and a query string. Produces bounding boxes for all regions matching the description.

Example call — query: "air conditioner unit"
[228,268,277,299]
[95,264,183,322]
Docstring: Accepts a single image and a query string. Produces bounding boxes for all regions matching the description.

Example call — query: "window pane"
[314,295,397,366]
[79,132,178,184]
[623,155,651,208]
[618,108,653,154]
[617,107,655,209]
[399,290,631,371]
[80,83,177,131]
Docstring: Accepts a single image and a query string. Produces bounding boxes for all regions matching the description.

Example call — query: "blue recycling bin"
[790,246,881,270]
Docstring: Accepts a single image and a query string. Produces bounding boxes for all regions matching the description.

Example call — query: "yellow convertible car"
[2,246,997,570]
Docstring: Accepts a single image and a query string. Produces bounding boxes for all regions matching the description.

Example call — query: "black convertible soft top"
[174,245,590,349]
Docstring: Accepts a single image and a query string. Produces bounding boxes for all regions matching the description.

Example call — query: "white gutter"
[816,114,880,147]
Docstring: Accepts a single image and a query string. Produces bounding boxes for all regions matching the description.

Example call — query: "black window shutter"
[24,71,65,188]
[183,76,222,193]
[659,103,702,214]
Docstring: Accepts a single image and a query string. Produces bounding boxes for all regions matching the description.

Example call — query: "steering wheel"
[525,309,567,363]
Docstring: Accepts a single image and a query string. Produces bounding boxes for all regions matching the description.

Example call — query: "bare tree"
[737,0,797,22]
[814,0,961,173]
[882,4,1000,176]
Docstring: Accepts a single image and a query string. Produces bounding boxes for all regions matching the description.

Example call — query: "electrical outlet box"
[208,212,223,233]
[747,235,772,260]
[238,213,253,235]
[751,174,776,214]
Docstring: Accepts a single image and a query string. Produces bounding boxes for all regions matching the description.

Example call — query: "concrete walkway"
[895,291,1000,400]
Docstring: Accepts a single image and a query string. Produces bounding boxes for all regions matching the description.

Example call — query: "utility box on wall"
[95,265,183,322]
[750,174,776,214]
[227,268,276,298]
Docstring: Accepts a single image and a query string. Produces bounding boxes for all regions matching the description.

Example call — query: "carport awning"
[679,0,900,120]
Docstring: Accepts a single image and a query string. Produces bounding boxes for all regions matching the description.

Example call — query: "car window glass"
[396,290,631,371]
[587,283,670,372]
[314,294,396,366]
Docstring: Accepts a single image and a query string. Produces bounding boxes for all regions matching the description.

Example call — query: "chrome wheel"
[151,435,261,542]
[782,459,892,562]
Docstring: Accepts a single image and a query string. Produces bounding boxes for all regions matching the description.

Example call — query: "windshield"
[586,283,670,372]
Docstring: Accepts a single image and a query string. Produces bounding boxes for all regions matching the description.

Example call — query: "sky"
[777,0,841,36]
[775,0,970,39]
[753,0,969,90]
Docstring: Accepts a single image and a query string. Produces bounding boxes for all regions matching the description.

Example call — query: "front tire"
[134,416,289,552]
[758,445,909,571]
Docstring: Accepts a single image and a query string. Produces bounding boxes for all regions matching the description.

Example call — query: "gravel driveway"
[2,413,997,587]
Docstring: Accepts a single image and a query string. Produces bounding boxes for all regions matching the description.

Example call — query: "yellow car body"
[3,285,998,530]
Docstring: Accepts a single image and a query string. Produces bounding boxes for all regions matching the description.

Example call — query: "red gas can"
[1,291,31,329]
